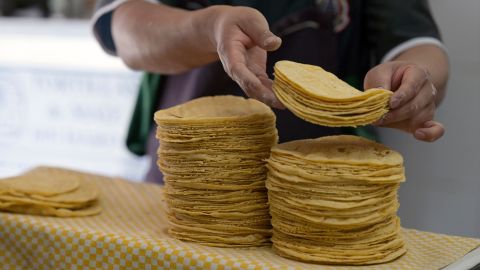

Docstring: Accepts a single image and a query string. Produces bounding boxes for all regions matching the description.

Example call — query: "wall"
[0,19,148,181]
[379,0,480,237]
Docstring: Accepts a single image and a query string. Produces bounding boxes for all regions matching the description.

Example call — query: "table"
[1,176,479,270]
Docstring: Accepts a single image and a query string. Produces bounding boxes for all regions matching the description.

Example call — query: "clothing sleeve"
[91,0,159,55]
[364,0,445,64]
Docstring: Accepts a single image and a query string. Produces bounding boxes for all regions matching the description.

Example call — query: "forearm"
[112,0,219,74]
[393,44,449,106]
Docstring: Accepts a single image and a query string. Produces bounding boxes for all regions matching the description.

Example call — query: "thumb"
[363,64,393,91]
[237,10,281,51]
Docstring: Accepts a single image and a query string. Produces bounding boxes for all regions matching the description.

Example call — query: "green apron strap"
[354,126,377,141]
[126,73,162,156]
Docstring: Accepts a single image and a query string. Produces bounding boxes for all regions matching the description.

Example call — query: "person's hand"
[207,6,284,108]
[364,61,445,142]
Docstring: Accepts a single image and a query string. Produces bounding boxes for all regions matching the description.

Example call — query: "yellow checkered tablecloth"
[1,177,479,270]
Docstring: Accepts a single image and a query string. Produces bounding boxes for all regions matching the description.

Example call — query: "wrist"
[192,5,231,54]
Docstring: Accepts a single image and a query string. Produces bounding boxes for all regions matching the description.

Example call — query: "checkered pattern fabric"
[1,177,479,270]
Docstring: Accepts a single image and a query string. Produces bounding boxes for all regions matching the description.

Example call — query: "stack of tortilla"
[154,95,278,247]
[266,135,406,265]
[272,60,392,127]
[0,166,101,217]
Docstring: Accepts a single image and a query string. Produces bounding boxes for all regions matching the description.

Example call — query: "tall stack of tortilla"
[0,166,101,217]
[266,135,406,264]
[272,60,392,127]
[154,95,278,247]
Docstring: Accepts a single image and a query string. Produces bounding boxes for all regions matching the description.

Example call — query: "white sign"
[0,19,149,181]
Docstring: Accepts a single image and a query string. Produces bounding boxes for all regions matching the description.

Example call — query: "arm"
[362,0,448,142]
[110,0,283,107]
[112,0,218,73]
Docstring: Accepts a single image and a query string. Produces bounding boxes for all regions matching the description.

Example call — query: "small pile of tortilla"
[266,135,406,265]
[272,60,392,127]
[154,95,278,247]
[0,166,101,217]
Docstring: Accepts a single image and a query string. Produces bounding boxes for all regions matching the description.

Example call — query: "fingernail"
[415,130,426,140]
[424,121,435,128]
[264,36,280,47]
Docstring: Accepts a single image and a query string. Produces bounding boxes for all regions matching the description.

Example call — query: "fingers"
[247,54,283,107]
[246,50,284,108]
[375,107,444,142]
[375,99,444,142]
[376,101,435,131]
[236,8,281,51]
[219,40,283,108]
[366,61,444,142]
[376,118,445,142]
[214,7,283,107]
[374,89,440,142]
[232,60,274,105]
[258,76,285,109]
[363,65,393,90]
[379,83,435,125]
[230,62,273,104]
[414,121,445,142]
[390,65,429,109]
[237,70,283,109]
[410,103,435,131]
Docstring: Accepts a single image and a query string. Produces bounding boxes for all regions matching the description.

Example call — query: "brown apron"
[145,2,353,183]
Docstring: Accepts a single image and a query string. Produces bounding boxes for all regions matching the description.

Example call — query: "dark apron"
[145,2,354,183]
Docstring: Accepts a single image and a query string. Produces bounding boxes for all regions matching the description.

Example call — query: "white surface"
[443,246,480,270]
[379,0,480,238]
[0,18,148,181]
